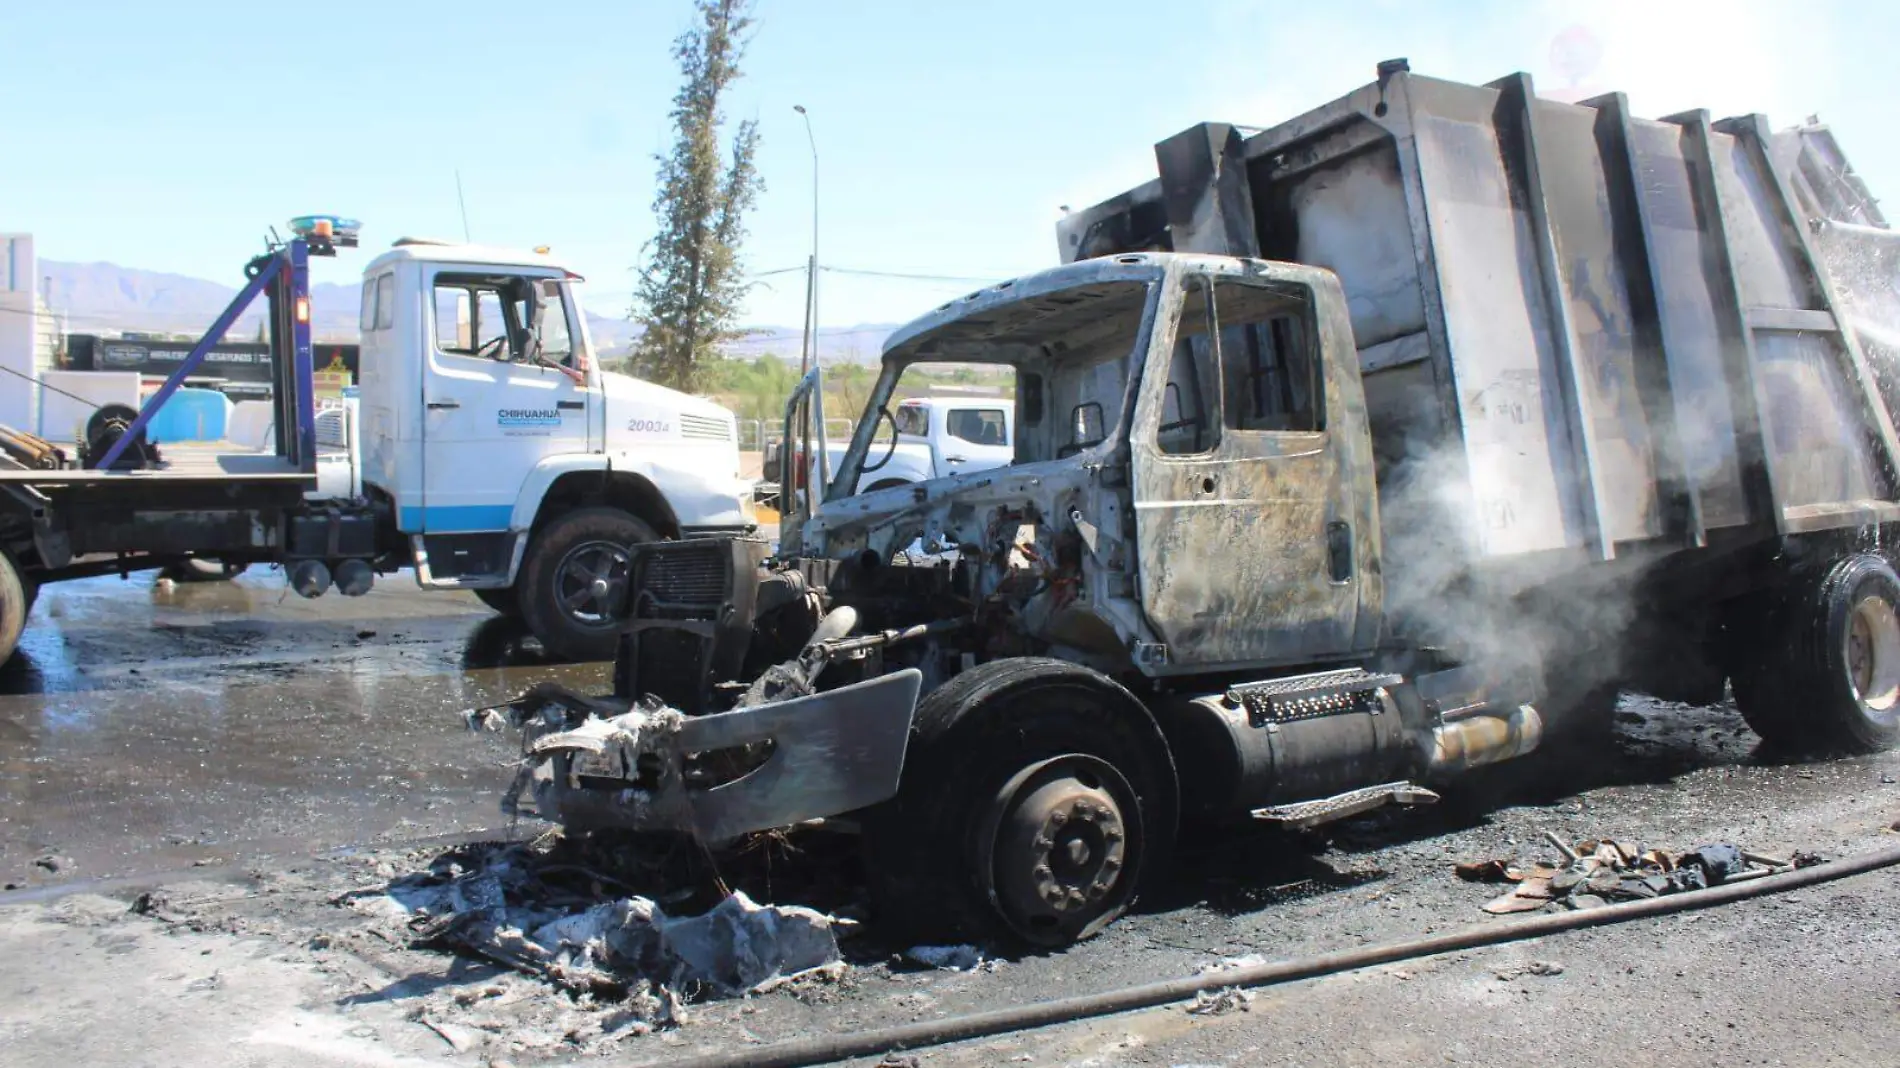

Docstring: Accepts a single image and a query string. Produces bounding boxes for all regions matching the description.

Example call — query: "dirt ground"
[3,571,1898,1067]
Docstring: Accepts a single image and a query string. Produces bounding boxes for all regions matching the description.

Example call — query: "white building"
[0,233,58,434]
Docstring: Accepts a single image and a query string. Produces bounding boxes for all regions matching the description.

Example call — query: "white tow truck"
[0,220,753,666]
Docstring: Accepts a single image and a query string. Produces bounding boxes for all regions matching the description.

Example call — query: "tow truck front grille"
[679,413,733,442]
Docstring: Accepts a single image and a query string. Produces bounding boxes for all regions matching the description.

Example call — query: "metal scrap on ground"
[902,944,994,972]
[1457,833,1823,914]
[341,839,848,1025]
[1187,987,1257,1015]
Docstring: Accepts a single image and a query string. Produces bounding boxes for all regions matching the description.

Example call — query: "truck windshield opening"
[882,280,1153,466]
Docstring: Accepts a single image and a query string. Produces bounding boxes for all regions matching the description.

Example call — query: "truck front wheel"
[862,658,1178,948]
[517,507,656,662]
[1732,554,1900,754]
[0,550,28,669]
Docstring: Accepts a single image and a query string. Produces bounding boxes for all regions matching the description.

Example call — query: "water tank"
[142,387,231,443]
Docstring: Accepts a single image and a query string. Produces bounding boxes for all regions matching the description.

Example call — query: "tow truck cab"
[348,239,754,659]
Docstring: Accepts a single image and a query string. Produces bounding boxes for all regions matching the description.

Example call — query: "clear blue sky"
[4,0,1896,351]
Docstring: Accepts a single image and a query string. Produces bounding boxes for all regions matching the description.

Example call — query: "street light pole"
[794,105,818,376]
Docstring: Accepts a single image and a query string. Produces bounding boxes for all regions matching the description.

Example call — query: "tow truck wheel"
[862,657,1178,948]
[517,507,656,662]
[0,549,27,668]
[162,557,249,583]
[472,586,520,618]
[1733,554,1900,754]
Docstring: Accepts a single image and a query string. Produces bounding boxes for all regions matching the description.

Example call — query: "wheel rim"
[1845,592,1900,712]
[554,540,631,627]
[980,754,1141,946]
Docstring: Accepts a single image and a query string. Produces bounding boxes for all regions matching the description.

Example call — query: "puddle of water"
[0,569,611,883]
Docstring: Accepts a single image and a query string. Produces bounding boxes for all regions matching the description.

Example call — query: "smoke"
[1372,173,1900,727]
[1373,428,1643,724]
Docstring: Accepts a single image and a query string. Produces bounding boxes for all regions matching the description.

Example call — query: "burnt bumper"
[500,669,923,842]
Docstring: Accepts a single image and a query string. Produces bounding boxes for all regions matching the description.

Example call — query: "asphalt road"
[0,568,592,884]
[1,569,1897,1067]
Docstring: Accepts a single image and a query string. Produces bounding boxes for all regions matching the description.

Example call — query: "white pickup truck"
[767,395,1014,496]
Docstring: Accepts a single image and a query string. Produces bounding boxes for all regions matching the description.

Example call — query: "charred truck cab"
[496,65,1900,949]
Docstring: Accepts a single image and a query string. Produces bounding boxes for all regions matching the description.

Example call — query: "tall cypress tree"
[630,0,762,392]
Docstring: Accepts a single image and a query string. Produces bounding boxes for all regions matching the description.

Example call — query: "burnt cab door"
[1129,266,1376,670]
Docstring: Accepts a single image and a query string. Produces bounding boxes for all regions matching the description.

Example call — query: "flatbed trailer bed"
[0,227,376,662]
[0,448,310,484]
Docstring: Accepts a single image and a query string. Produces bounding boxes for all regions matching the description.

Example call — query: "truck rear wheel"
[517,507,656,662]
[862,657,1178,948]
[0,550,27,669]
[1732,554,1900,754]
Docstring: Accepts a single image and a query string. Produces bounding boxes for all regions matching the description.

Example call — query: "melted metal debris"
[465,686,686,822]
[346,841,846,1010]
[902,944,994,972]
[1187,987,1256,1015]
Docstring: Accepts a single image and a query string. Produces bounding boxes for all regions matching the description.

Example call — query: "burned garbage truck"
[490,65,1900,948]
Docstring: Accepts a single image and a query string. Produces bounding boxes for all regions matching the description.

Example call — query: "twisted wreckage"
[476,63,1900,947]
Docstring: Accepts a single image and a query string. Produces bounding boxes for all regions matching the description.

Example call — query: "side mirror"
[524,282,555,365]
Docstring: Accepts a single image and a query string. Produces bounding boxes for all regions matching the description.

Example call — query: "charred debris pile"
[343,833,854,1004]
[1459,831,1824,914]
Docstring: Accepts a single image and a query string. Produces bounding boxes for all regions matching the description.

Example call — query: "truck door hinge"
[1086,461,1130,488]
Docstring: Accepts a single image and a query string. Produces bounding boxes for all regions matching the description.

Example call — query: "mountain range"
[41,259,896,364]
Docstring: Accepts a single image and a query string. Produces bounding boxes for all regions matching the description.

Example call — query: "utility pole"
[794,105,818,375]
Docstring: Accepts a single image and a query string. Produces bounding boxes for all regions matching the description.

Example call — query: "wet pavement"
[0,568,592,886]
[2,568,1899,1066]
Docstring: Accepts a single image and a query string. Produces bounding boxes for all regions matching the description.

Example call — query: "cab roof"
[362,239,582,278]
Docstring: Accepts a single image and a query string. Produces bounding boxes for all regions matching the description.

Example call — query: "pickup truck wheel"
[472,586,520,617]
[1733,554,1900,754]
[517,507,656,662]
[862,657,1177,948]
[0,550,27,669]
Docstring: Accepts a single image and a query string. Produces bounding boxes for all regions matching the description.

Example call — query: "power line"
[743,263,1024,286]
[821,266,1011,285]
[747,264,810,279]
